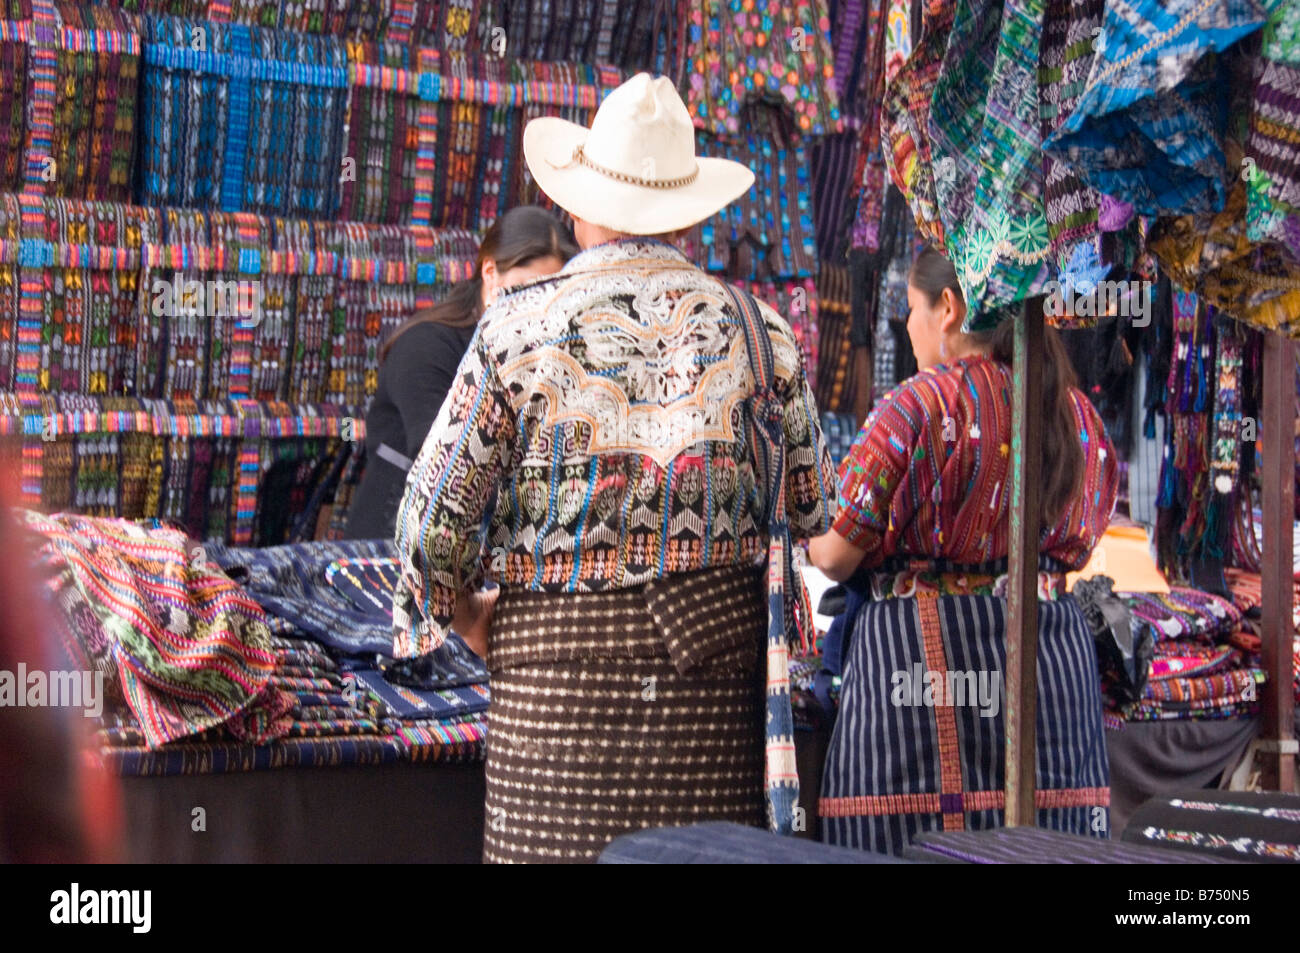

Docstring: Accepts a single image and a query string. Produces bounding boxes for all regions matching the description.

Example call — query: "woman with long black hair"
[345,206,578,540]
[809,246,1119,856]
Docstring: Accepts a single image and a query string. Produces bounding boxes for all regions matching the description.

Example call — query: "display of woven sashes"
[1043,0,1280,216]
[338,39,422,225]
[0,1,140,202]
[91,0,501,56]
[0,14,29,194]
[1,194,475,401]
[138,15,349,218]
[21,509,288,746]
[47,2,140,202]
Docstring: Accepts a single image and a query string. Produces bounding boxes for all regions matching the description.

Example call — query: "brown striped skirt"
[483,565,769,864]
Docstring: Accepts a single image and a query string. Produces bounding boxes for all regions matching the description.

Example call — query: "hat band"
[572,144,699,189]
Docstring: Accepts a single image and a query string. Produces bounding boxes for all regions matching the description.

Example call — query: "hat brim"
[523,116,756,235]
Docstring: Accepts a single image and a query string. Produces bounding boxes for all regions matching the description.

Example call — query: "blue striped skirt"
[819,593,1110,856]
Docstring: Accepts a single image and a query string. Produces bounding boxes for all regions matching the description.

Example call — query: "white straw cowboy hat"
[523,73,755,235]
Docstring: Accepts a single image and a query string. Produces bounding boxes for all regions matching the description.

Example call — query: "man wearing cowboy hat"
[392,73,836,863]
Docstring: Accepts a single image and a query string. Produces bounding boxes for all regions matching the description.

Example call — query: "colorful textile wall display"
[1,0,865,535]
[0,189,485,543]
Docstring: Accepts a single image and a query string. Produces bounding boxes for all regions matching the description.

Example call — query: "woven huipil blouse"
[832,355,1118,570]
[392,238,837,656]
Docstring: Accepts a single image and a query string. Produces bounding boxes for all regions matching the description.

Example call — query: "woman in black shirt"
[345,206,577,539]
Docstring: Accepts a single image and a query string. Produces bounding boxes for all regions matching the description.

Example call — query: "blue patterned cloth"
[820,592,1110,856]
[599,822,911,864]
[819,412,860,469]
[346,666,490,720]
[207,539,489,687]
[1043,0,1280,215]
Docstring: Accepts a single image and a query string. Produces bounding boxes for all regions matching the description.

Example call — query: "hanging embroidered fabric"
[812,262,853,412]
[1206,313,1246,558]
[926,0,1054,328]
[682,113,819,285]
[1075,14,1300,335]
[1247,0,1300,258]
[682,0,843,137]
[1043,0,1279,216]
[836,0,891,253]
[736,278,819,373]
[874,199,920,402]
[1155,289,1216,574]
[1149,177,1300,338]
[880,0,953,247]
[1038,0,1108,273]
[816,0,878,260]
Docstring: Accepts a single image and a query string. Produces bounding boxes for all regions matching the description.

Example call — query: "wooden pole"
[1260,332,1297,792]
[1005,298,1045,826]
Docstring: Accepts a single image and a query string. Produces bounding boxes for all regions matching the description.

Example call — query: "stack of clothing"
[1224,568,1300,706]
[93,632,406,775]
[206,538,490,761]
[1117,587,1264,722]
[20,512,487,777]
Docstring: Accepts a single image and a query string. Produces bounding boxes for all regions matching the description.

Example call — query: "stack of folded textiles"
[21,512,487,776]
[205,538,490,762]
[1117,586,1265,722]
[1224,568,1300,706]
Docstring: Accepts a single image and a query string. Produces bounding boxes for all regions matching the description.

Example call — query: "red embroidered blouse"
[832,355,1118,569]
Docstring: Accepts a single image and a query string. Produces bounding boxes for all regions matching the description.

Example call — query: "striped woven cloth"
[137,15,350,218]
[23,509,287,746]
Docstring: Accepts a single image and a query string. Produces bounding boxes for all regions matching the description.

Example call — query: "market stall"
[0,0,1296,864]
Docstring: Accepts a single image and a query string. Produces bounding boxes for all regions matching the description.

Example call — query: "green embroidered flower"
[965,227,997,280]
[1007,213,1050,257]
